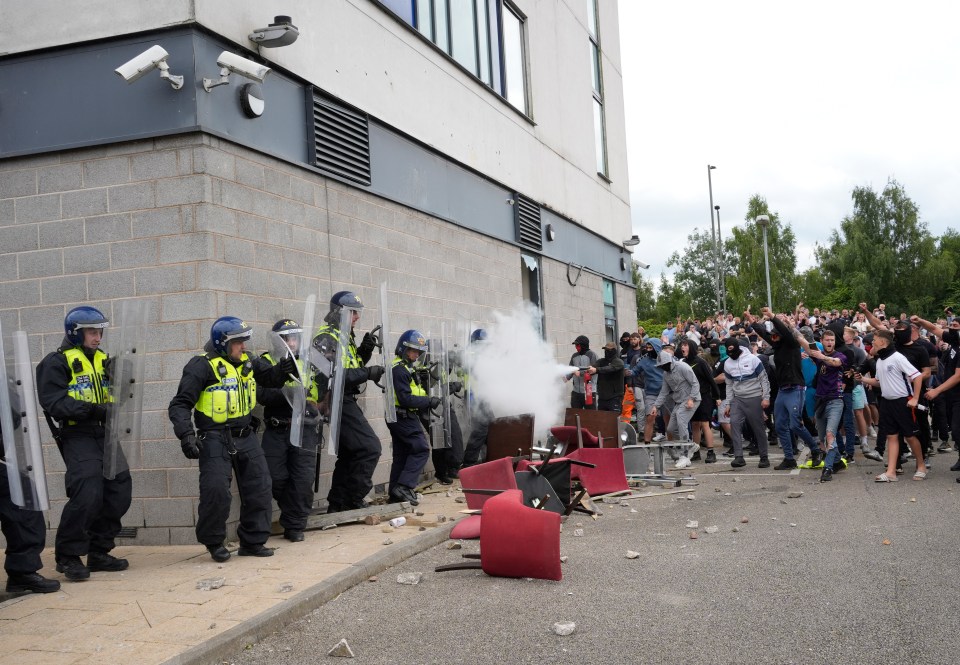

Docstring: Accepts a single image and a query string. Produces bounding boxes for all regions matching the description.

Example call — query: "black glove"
[367,364,385,384]
[359,331,377,355]
[278,355,298,378]
[180,433,201,459]
[429,396,441,409]
[447,381,463,395]
[90,403,110,423]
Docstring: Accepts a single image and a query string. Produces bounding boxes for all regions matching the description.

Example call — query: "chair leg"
[435,561,483,573]
[564,488,590,516]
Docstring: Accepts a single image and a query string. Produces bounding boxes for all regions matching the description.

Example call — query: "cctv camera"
[203,51,271,92]
[249,16,300,48]
[115,45,183,90]
[635,261,651,270]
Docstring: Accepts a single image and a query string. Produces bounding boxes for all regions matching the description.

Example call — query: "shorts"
[852,385,866,410]
[692,398,714,422]
[878,397,920,439]
[865,385,877,406]
[717,399,731,424]
[644,393,668,417]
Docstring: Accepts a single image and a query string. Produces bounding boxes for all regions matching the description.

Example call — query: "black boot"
[6,572,61,594]
[283,530,305,542]
[731,456,746,468]
[87,551,129,572]
[55,556,90,582]
[238,544,275,557]
[705,449,717,463]
[206,544,231,562]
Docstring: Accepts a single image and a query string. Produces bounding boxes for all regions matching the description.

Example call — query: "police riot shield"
[0,326,50,511]
[428,327,452,449]
[269,327,305,447]
[313,306,353,456]
[378,281,397,424]
[454,319,478,432]
[104,299,147,480]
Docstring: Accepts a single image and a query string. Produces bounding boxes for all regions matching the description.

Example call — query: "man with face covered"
[636,339,665,443]
[566,335,597,409]
[722,337,771,469]
[650,349,701,467]
[589,342,625,412]
[913,314,960,474]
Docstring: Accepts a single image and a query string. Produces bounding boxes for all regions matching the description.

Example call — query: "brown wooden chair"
[485,413,535,461]
[564,408,619,448]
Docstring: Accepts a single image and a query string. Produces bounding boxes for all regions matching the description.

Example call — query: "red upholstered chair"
[548,426,600,455]
[436,489,562,581]
[567,447,630,497]
[450,458,518,540]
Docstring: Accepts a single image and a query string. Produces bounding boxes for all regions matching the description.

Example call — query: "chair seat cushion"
[449,514,482,540]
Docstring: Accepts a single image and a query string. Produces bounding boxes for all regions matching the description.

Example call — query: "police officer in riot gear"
[168,316,296,562]
[258,319,320,542]
[36,306,133,582]
[1,390,60,593]
[313,291,385,513]
[461,328,493,466]
[387,331,439,505]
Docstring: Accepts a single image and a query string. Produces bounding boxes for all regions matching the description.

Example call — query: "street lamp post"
[715,205,726,315]
[756,214,772,310]
[707,165,719,314]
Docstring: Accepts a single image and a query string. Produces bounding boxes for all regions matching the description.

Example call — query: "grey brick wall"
[2,133,623,546]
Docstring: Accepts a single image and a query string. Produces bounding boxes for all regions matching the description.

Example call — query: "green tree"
[653,273,688,322]
[724,195,799,312]
[665,228,722,317]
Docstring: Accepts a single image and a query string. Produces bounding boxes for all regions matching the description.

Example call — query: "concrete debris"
[382,538,394,546]
[686,495,696,501]
[882,539,892,546]
[418,526,427,531]
[771,517,778,521]
[704,526,719,534]
[277,582,294,593]
[552,621,576,636]
[575,522,583,527]
[396,572,423,585]
[560,556,568,563]
[445,490,452,497]
[789,523,797,528]
[685,520,699,529]
[732,527,740,533]
[731,477,740,483]
[381,526,394,533]
[328,638,355,658]
[363,515,382,525]
[368,576,378,582]
[780,499,788,505]
[625,550,640,559]
[740,517,749,523]
[603,496,622,504]
[415,511,425,516]
[909,498,917,503]
[715,488,722,492]
[620,500,630,507]
[573,529,584,537]
[630,508,638,513]
[787,491,804,499]
[446,541,462,550]
[454,496,466,503]
[689,531,699,540]
[321,524,338,531]
[209,622,216,629]
[196,577,225,591]
[437,515,447,523]
[723,492,732,496]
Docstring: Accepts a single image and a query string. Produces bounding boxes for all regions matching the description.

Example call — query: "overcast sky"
[618,0,960,285]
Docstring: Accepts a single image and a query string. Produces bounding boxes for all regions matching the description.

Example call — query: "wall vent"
[309,92,372,186]
[514,193,542,250]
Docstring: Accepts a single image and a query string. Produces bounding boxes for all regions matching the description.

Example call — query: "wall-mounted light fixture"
[203,51,271,92]
[545,224,556,241]
[114,45,183,90]
[248,15,300,48]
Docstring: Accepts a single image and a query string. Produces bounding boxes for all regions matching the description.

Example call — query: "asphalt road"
[229,453,960,665]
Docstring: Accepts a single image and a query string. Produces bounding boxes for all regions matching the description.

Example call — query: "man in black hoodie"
[749,307,819,469]
[590,342,625,412]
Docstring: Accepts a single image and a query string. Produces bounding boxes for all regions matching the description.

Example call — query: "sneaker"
[690,451,702,461]
[869,425,878,438]
[652,433,666,442]
[819,468,833,483]
[731,456,746,468]
[864,448,883,462]
[774,458,797,471]
[832,458,847,473]
[237,544,275,557]
[746,446,760,457]
[722,448,735,458]
[674,456,691,469]
[207,544,231,562]
[6,572,61,594]
[87,551,129,572]
[705,449,717,464]
[758,457,770,469]
[923,457,932,469]
[800,451,825,469]
[55,556,90,582]
[937,442,954,453]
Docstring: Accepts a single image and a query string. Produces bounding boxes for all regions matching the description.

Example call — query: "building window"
[588,0,608,177]
[521,253,545,337]
[603,278,616,344]
[379,0,528,116]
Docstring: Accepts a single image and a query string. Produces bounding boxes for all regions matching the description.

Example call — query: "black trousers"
[387,415,430,492]
[261,423,319,532]
[0,468,46,574]
[431,409,464,479]
[327,397,382,510]
[196,430,272,548]
[462,415,490,467]
[570,392,597,409]
[56,429,132,558]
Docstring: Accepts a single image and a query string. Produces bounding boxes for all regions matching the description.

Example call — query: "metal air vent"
[309,93,371,185]
[514,193,542,251]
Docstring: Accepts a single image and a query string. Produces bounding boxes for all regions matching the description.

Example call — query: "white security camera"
[249,16,300,48]
[115,45,183,90]
[203,51,271,92]
[635,260,651,270]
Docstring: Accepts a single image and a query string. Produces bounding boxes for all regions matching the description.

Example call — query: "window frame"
[588,0,609,179]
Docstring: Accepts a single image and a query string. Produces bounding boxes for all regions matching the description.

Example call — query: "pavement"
[0,487,463,665]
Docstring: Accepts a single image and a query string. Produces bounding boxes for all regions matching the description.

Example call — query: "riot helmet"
[210,316,252,357]
[64,306,109,347]
[272,318,302,352]
[470,329,488,344]
[396,329,428,358]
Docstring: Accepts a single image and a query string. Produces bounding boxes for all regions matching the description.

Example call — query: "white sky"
[618,0,960,284]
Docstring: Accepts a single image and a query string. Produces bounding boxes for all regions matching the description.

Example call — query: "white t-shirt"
[875,351,920,399]
[851,321,868,334]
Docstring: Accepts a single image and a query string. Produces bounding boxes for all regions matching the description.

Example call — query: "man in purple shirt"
[796,329,847,482]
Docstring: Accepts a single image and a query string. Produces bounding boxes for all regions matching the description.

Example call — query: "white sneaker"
[864,448,883,462]
[652,433,666,442]
[868,425,878,438]
[674,456,691,469]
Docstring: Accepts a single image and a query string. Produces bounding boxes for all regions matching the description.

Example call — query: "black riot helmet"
[326,290,364,325]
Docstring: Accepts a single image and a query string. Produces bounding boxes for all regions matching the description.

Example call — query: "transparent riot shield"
[0,327,50,511]
[104,299,146,480]
[269,328,305,447]
[454,319,478,432]
[378,281,397,424]
[428,329,452,449]
[312,306,354,456]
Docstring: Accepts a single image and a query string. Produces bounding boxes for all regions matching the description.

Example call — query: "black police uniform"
[0,411,51,587]
[257,352,320,536]
[167,347,288,550]
[387,357,432,500]
[36,339,133,564]
[314,325,382,512]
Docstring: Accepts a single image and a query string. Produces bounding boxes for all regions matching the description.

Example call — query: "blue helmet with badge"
[470,328,488,344]
[64,306,109,347]
[396,329,428,357]
[210,316,252,357]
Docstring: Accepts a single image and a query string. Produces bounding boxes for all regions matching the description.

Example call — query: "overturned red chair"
[436,489,562,581]
[547,425,600,456]
[449,457,517,540]
[567,447,630,498]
